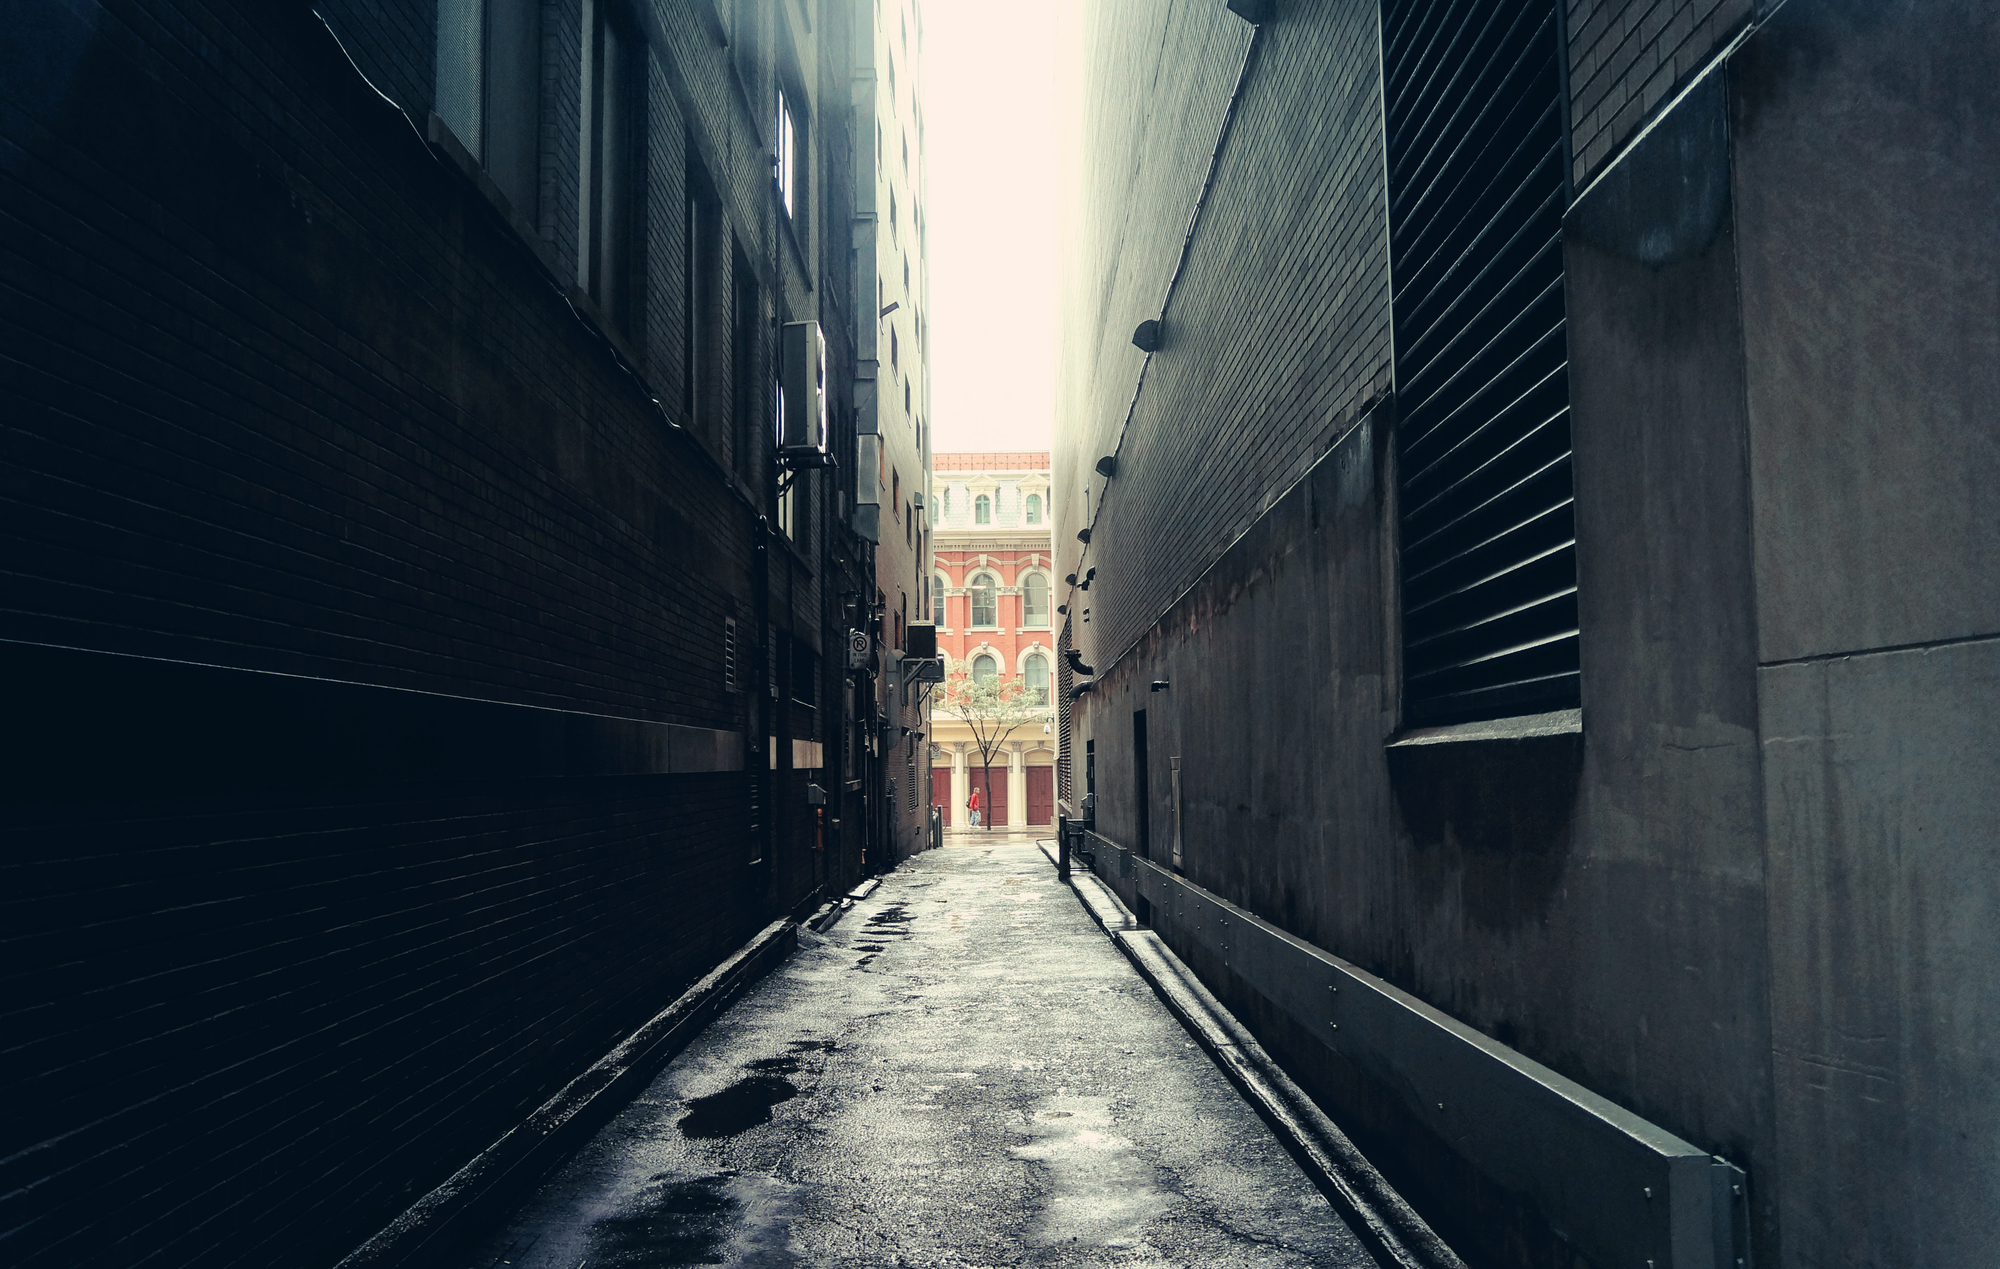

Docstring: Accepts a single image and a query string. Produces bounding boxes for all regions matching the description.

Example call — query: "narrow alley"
[456,834,1381,1269]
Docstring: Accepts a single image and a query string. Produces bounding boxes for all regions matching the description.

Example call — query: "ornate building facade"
[928,453,1057,828]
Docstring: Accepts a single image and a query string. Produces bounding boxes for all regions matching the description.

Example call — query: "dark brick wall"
[3,770,755,1269]
[1566,0,1753,186]
[0,0,864,1264]
[1054,0,1392,671]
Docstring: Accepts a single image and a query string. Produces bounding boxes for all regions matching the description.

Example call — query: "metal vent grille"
[1055,620,1074,802]
[723,617,738,692]
[1384,0,1579,725]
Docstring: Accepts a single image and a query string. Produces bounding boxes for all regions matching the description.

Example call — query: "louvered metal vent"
[1383,0,1579,725]
[1055,620,1074,802]
[723,617,738,692]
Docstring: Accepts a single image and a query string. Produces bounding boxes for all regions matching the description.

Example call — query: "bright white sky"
[920,0,1068,455]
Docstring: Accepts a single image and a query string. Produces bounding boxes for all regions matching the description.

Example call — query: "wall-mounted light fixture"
[1057,604,1069,616]
[1150,680,1170,692]
[1064,573,1078,586]
[1077,528,1091,544]
[1095,455,1119,478]
[1131,319,1162,353]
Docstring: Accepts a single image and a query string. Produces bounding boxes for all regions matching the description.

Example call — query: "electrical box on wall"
[780,321,827,452]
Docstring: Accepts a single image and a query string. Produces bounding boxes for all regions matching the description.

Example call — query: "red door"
[970,763,1007,826]
[931,766,951,811]
[1026,766,1054,825]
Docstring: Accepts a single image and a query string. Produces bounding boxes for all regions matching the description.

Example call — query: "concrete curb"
[809,876,882,933]
[1038,841,1465,1269]
[337,916,799,1269]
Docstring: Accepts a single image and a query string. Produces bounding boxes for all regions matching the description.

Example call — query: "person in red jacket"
[968,786,982,829]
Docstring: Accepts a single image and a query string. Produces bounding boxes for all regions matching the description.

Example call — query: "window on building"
[934,575,948,626]
[1025,493,1042,524]
[684,159,720,437]
[774,376,799,539]
[730,245,759,480]
[969,573,997,627]
[972,653,998,685]
[436,0,543,219]
[436,1,484,156]
[1023,653,1050,705]
[974,494,991,525]
[775,87,798,218]
[581,3,638,335]
[1022,573,1049,627]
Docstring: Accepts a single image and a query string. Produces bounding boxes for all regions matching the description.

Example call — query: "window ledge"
[1387,707,1581,750]
[427,112,564,286]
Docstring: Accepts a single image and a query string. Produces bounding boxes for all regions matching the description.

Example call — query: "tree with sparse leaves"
[937,667,1050,829]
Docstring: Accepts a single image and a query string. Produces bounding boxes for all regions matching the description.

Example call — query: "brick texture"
[1056,0,1392,672]
[1567,0,1753,187]
[0,0,864,1264]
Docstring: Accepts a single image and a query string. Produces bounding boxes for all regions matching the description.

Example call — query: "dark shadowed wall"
[0,0,869,1264]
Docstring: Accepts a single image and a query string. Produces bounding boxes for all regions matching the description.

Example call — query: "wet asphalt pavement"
[455,832,1379,1268]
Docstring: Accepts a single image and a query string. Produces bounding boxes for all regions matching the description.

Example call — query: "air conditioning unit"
[780,320,827,453]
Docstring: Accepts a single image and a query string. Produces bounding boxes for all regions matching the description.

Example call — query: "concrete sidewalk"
[452,835,1380,1268]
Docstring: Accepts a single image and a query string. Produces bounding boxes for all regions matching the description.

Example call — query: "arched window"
[933,575,948,626]
[1023,653,1050,704]
[1021,573,1049,627]
[1025,494,1042,525]
[969,573,997,626]
[974,494,991,525]
[972,653,998,685]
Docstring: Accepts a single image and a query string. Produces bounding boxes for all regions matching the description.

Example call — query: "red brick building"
[928,453,1057,827]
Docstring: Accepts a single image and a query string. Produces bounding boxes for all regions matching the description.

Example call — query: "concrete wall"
[1062,1,1998,1265]
[1730,3,2000,1264]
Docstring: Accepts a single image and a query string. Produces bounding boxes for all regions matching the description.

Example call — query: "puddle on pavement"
[677,1075,799,1139]
[585,1173,736,1266]
[863,904,912,932]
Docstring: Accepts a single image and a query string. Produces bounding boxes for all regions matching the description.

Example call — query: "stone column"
[1008,742,1026,830]
[951,743,969,828]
